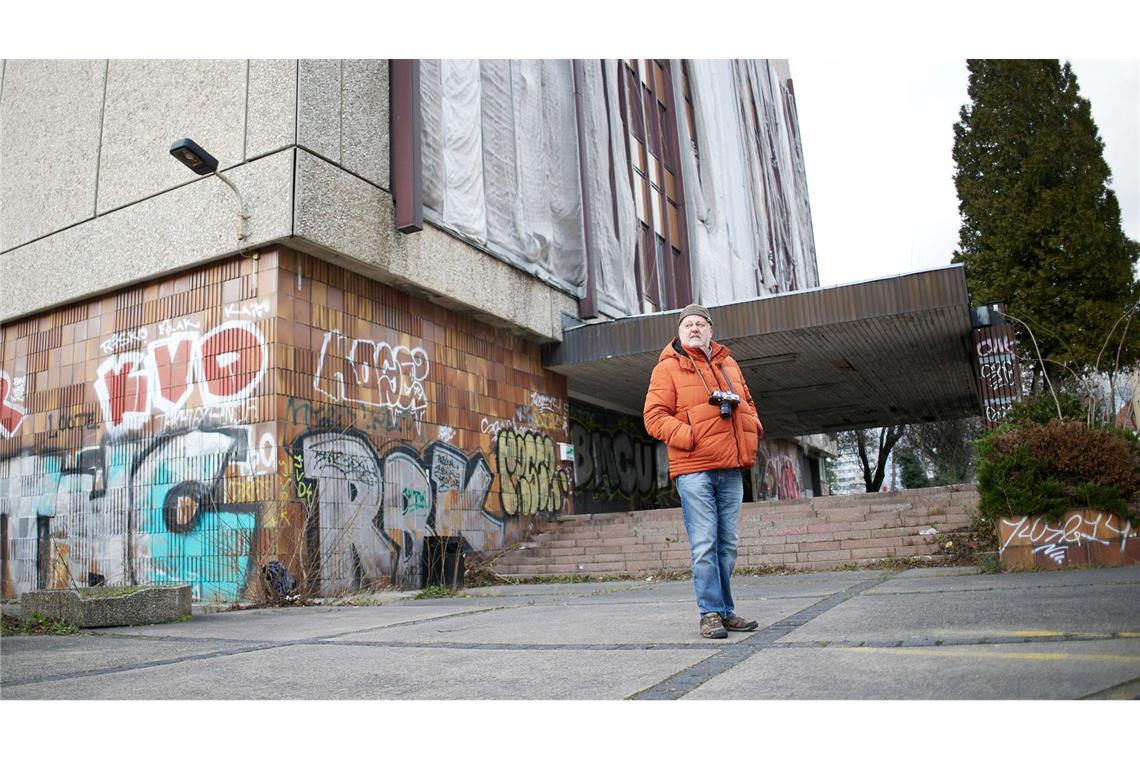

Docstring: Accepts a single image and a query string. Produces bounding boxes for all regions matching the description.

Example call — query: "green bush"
[1002,391,1085,426]
[975,416,1140,523]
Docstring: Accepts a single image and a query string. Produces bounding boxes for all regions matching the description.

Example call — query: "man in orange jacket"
[643,304,764,639]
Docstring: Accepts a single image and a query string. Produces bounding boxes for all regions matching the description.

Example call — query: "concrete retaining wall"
[20,585,191,627]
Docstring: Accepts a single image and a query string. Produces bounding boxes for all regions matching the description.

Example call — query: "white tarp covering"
[678,59,820,306]
[421,60,586,292]
[420,59,818,315]
[579,60,639,315]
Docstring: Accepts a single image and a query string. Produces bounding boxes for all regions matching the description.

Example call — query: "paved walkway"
[2,565,1139,699]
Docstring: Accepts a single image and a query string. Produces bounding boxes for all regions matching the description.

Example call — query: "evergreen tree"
[896,448,931,490]
[953,60,1140,385]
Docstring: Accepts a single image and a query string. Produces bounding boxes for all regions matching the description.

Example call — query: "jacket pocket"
[739,413,760,457]
[669,418,695,451]
[692,406,736,454]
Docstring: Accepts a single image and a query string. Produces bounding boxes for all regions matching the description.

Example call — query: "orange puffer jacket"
[643,338,763,478]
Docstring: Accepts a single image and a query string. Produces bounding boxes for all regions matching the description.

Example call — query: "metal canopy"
[543,266,982,437]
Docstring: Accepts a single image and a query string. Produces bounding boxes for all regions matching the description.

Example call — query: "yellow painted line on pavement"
[839,648,1140,664]
[993,630,1136,639]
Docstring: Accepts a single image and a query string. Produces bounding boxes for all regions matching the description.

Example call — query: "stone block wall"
[491,485,981,576]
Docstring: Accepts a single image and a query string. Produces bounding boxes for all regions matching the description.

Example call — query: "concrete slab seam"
[11,627,1128,693]
[1,605,524,689]
[1079,675,1140,699]
[1,642,282,689]
[628,573,898,700]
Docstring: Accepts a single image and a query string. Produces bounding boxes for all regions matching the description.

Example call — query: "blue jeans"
[675,469,743,618]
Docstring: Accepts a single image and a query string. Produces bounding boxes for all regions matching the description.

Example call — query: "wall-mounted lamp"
[170,138,218,175]
[169,137,250,246]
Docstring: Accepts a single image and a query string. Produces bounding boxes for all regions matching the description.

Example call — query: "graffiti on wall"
[568,403,669,510]
[495,429,571,516]
[757,440,804,500]
[999,512,1137,566]
[291,429,497,592]
[514,392,568,434]
[312,329,431,427]
[2,295,272,601]
[975,325,1022,429]
[286,397,417,439]
[1,371,27,439]
[93,319,268,435]
[0,426,263,602]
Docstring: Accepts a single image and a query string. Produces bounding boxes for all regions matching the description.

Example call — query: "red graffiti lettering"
[95,354,151,430]
[196,322,267,403]
[94,320,268,433]
[149,335,195,413]
[0,371,27,438]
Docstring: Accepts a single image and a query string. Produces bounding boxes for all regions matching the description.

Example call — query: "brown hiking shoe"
[721,614,759,632]
[700,612,728,639]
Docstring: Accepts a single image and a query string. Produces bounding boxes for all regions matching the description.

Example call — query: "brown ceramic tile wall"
[1,245,571,601]
[274,247,571,594]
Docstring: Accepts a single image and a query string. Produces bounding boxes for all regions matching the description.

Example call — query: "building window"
[620,59,692,313]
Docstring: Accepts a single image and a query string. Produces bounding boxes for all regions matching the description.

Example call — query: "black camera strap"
[691,351,739,399]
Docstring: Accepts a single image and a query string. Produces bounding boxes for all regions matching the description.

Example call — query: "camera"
[708,391,740,419]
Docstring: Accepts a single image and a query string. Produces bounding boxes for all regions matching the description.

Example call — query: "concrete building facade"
[1,59,884,602]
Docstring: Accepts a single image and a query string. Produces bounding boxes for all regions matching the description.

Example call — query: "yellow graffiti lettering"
[495,428,569,516]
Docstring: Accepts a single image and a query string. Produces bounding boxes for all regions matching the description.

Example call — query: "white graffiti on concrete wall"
[0,427,260,602]
[1,371,27,439]
[496,429,571,516]
[1000,512,1137,565]
[313,330,431,424]
[93,320,268,435]
[293,431,496,593]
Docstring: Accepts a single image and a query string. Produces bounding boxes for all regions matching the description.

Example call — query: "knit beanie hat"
[677,303,712,326]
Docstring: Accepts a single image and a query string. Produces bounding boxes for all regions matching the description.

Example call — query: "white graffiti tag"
[100,328,149,355]
[313,330,430,422]
[1000,512,1137,565]
[981,360,1017,392]
[224,300,271,320]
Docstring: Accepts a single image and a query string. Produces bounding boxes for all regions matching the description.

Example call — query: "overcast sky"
[792,58,1140,287]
